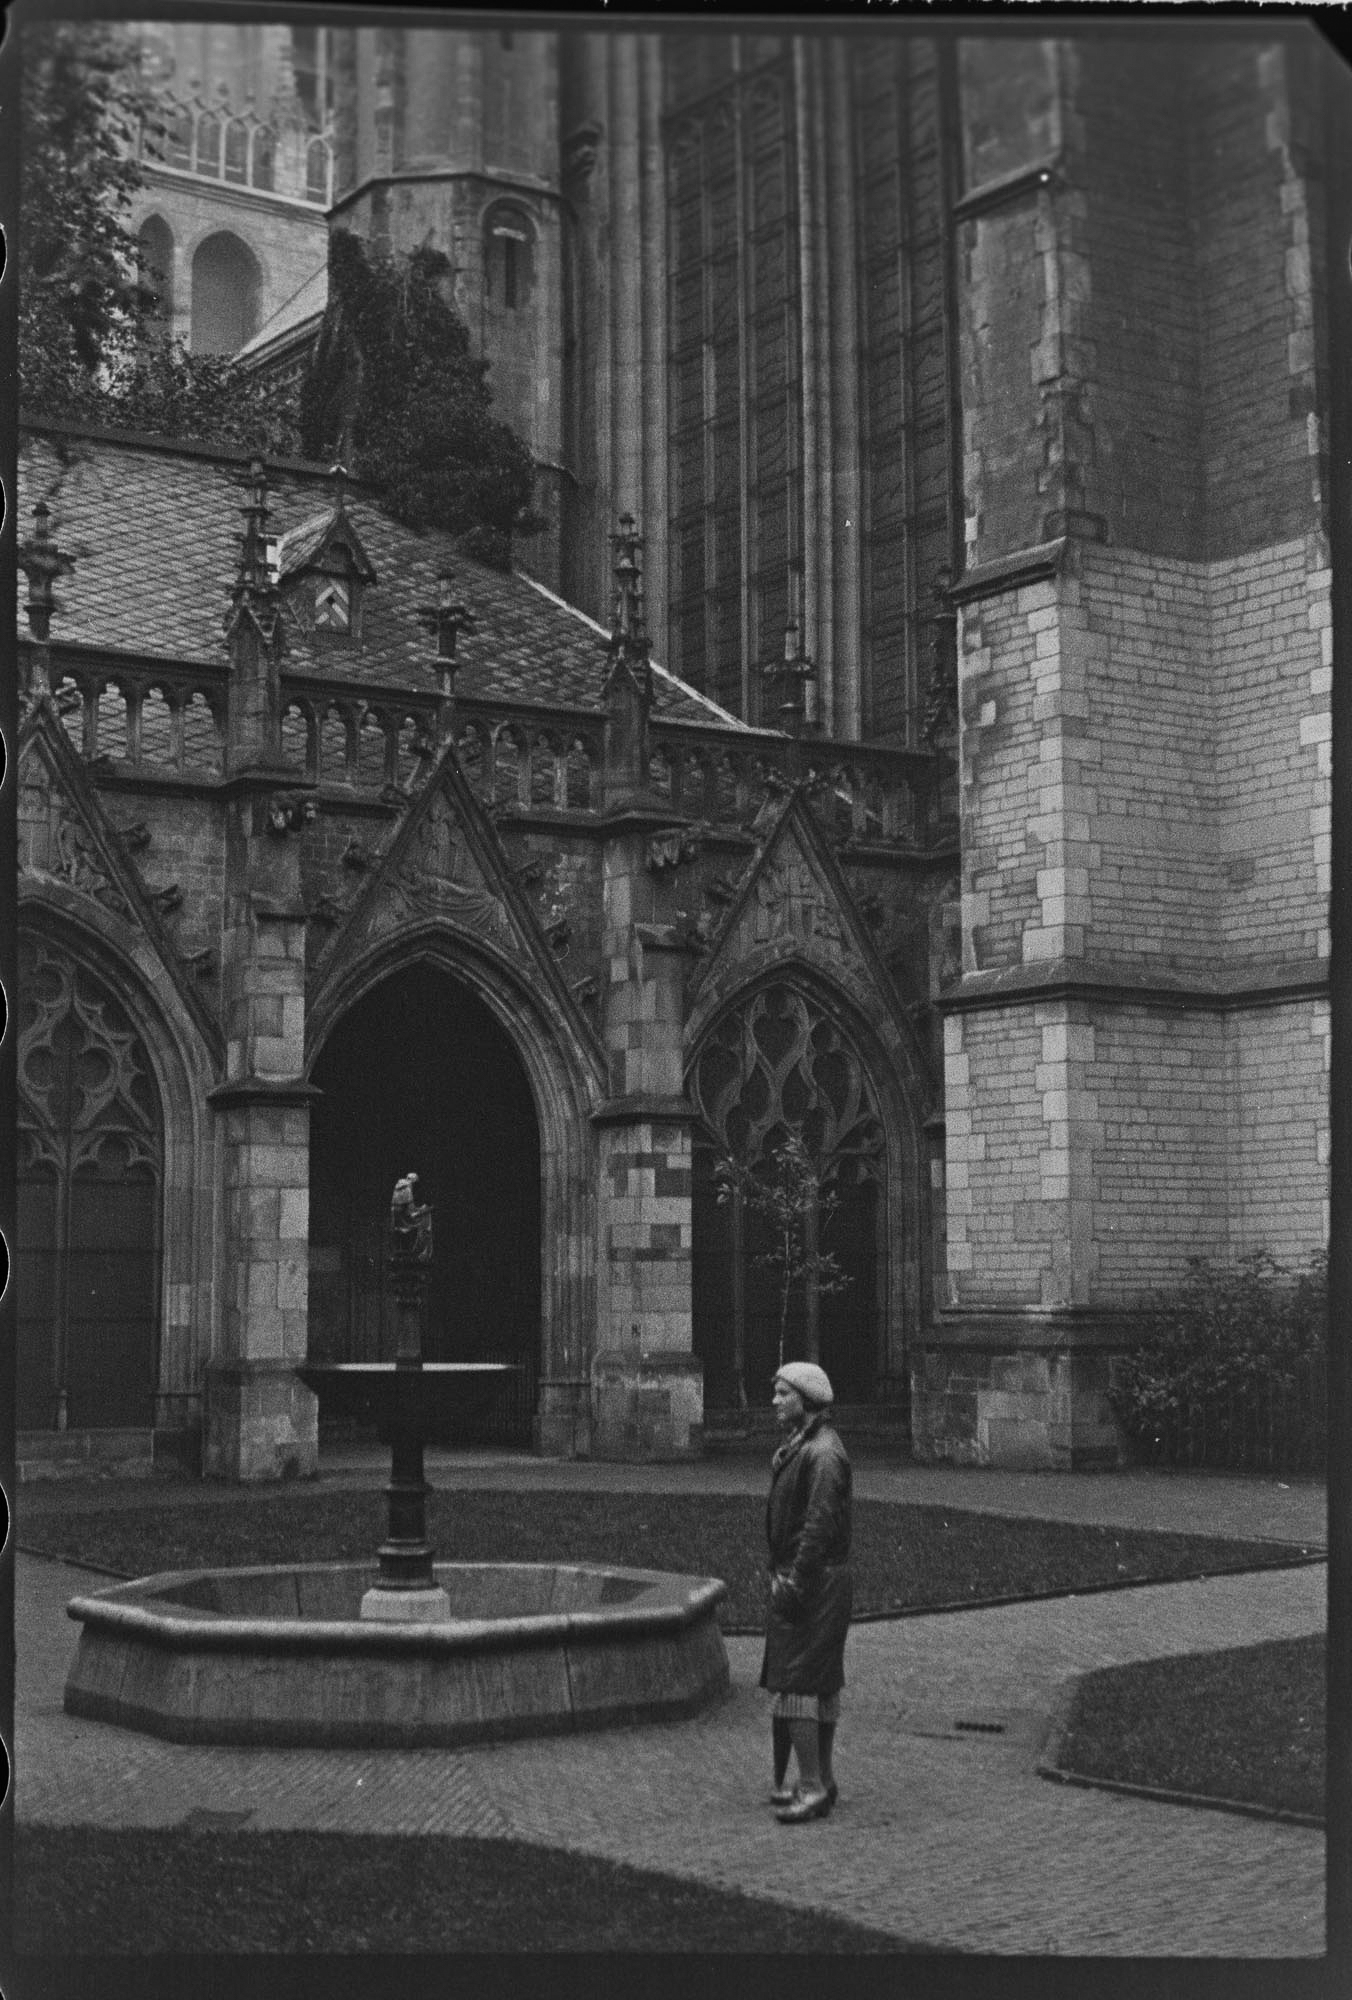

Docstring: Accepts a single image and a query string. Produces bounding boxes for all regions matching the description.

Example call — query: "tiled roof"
[275,505,378,583]
[276,508,337,579]
[17,427,751,729]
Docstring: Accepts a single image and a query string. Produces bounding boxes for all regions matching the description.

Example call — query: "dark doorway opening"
[693,1144,881,1411]
[309,965,540,1444]
[689,983,891,1415]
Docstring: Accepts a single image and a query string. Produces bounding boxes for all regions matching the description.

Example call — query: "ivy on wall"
[299,230,542,558]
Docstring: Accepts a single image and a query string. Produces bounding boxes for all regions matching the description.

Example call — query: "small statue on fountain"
[389,1172,434,1265]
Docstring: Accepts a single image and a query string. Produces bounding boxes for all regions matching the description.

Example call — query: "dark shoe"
[776,1786,832,1824]
[769,1783,797,1807]
[825,1781,839,1809]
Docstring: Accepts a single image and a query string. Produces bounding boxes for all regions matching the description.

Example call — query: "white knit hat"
[773,1361,834,1407]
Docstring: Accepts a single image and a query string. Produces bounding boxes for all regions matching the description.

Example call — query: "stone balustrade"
[32,655,944,848]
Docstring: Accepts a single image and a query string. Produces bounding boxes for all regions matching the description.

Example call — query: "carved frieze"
[754,855,850,952]
[21,768,135,920]
[646,827,702,875]
[374,791,514,948]
[267,794,318,837]
[562,120,602,188]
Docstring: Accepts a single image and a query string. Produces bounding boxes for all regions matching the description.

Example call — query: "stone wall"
[926,30,1331,1467]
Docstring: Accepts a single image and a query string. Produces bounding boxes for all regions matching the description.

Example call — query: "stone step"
[18,1428,156,1481]
[702,1403,913,1450]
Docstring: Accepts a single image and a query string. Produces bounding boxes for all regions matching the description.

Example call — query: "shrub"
[1109,1250,1327,1473]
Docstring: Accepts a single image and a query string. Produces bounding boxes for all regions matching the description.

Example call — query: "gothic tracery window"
[16,934,163,1431]
[691,983,884,1406]
[692,984,884,1187]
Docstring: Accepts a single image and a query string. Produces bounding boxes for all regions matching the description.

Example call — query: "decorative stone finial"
[607,515,651,682]
[224,459,283,650]
[18,499,75,645]
[762,611,817,738]
[417,572,475,666]
[417,572,475,730]
[921,563,958,750]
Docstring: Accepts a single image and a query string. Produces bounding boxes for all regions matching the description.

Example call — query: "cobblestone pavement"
[16,1540,1326,1956]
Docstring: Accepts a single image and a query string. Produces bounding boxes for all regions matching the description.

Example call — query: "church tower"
[327,23,569,589]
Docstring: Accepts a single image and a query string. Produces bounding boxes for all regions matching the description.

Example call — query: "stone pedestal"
[203,1357,317,1482]
[534,1377,594,1458]
[360,1585,451,1622]
[591,1344,704,1462]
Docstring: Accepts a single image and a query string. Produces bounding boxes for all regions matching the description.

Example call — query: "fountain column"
[361,1175,451,1620]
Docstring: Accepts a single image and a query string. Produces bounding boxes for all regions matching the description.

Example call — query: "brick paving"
[14,1455,1329,1956]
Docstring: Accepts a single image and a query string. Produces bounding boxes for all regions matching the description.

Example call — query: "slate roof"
[16,427,751,729]
[275,504,378,583]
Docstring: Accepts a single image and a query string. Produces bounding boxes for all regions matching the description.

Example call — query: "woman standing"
[760,1361,853,1824]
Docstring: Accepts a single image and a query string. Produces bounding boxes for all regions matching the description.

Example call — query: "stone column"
[203,466,319,1480]
[588,522,703,1459]
[919,35,1329,1471]
[590,819,703,1461]
[922,38,1131,1471]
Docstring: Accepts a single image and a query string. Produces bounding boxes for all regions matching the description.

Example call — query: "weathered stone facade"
[14,22,1335,1474]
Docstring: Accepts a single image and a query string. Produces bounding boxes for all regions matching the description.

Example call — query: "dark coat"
[759,1412,853,1698]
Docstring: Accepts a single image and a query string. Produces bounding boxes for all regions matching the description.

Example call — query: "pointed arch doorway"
[308,963,541,1444]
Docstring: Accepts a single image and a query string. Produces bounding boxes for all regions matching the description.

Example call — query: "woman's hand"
[770,1570,803,1619]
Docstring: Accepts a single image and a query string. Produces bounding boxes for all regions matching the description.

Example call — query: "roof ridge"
[514,571,756,732]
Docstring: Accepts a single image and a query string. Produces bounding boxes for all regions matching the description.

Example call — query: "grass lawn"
[19,1488,1314,1629]
[13,1828,918,1955]
[1052,1632,1326,1820]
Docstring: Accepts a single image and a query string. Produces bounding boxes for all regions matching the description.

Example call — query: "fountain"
[62,1177,730,1747]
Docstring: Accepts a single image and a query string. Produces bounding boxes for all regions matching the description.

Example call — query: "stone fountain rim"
[65,1560,728,1656]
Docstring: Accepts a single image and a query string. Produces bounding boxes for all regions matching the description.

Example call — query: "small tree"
[714,1133,852,1397]
[299,231,542,548]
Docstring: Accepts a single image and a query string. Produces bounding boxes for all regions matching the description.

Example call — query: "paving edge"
[16,1548,132,1579]
[718,1551,1326,1635]
[1036,1677,1326,1831]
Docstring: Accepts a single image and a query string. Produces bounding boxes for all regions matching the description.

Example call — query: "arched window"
[224,117,250,185]
[190,231,261,355]
[305,134,332,206]
[137,216,174,335]
[251,124,275,192]
[17,932,163,1431]
[195,108,222,177]
[484,203,534,312]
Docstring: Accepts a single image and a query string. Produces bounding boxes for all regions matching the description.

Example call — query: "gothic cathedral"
[15,19,1333,1476]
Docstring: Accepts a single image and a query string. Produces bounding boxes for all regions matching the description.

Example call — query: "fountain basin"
[63,1561,731,1747]
[296,1361,516,1440]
